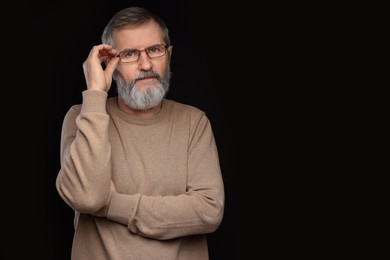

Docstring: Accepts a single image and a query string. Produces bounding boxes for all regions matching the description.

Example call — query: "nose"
[137,51,152,70]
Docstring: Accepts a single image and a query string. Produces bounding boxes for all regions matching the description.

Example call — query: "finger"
[104,56,120,75]
[89,44,118,61]
[99,49,119,63]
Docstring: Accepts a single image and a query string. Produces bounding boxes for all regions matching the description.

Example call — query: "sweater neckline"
[107,97,169,126]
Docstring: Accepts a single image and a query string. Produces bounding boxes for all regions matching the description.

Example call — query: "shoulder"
[164,99,205,117]
[69,104,82,113]
[163,99,212,131]
[64,104,82,120]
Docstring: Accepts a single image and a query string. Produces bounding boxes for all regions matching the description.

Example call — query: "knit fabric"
[56,90,224,260]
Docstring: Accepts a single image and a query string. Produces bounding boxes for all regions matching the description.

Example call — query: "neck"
[117,97,163,118]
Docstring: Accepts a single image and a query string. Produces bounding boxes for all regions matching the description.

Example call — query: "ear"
[168,45,173,57]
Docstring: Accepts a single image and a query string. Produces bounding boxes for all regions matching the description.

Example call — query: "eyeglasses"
[117,44,169,63]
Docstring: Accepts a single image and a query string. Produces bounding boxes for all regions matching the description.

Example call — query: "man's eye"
[148,47,161,53]
[124,50,137,57]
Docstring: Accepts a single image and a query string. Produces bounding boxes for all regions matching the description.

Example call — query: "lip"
[136,77,158,85]
[137,77,156,82]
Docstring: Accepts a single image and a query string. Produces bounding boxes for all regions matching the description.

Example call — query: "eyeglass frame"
[117,44,170,64]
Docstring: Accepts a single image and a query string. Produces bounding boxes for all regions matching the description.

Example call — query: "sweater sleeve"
[56,90,112,214]
[106,113,225,240]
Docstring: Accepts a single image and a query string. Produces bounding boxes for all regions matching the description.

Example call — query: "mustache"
[135,70,161,80]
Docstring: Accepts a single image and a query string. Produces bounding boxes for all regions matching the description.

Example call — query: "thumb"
[104,56,120,77]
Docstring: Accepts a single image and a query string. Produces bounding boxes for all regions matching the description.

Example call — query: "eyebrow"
[119,44,165,52]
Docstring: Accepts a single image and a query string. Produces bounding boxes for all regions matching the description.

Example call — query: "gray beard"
[114,68,171,110]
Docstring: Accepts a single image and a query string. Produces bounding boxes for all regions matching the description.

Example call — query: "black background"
[3,1,249,259]
[2,1,370,258]
[2,0,326,259]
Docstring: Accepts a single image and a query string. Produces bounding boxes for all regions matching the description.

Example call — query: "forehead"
[113,20,164,50]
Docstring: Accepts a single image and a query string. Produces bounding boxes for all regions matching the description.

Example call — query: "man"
[56,6,225,260]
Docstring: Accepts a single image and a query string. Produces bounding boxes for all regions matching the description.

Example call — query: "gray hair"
[101,6,170,48]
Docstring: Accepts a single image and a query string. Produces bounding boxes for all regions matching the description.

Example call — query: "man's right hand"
[82,44,120,92]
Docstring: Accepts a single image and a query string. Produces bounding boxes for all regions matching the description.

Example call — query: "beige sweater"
[56,90,225,260]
